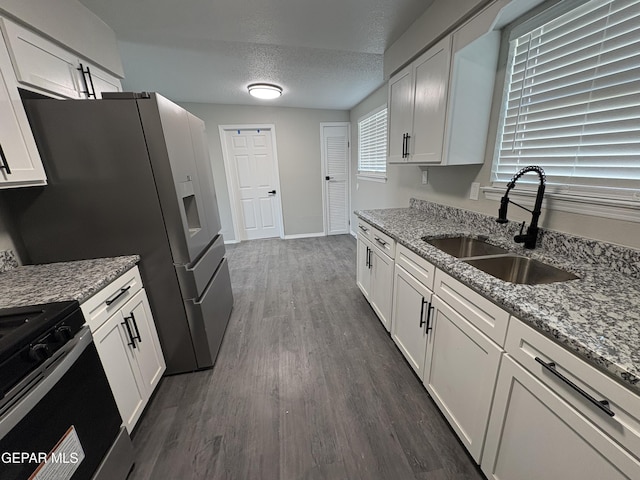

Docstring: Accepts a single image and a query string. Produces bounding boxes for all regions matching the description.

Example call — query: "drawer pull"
[375,237,388,247]
[359,225,369,233]
[105,285,132,306]
[535,357,614,417]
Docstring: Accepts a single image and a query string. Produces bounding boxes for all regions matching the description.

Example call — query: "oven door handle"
[0,327,93,439]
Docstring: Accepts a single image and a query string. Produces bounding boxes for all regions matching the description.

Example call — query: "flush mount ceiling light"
[248,83,282,100]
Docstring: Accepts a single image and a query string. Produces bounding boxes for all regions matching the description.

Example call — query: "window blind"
[358,107,387,175]
[494,0,640,192]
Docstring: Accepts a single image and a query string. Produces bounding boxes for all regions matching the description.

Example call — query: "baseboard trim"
[224,239,241,245]
[283,232,326,240]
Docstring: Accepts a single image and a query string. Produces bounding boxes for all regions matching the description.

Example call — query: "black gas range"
[0,301,134,480]
[0,301,84,405]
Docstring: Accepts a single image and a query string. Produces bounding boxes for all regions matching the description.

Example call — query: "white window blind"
[493,0,640,194]
[358,106,387,176]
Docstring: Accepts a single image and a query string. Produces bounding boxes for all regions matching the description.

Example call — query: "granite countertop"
[355,200,640,393]
[0,254,140,309]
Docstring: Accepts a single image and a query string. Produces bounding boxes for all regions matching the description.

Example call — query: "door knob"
[268,190,276,195]
[325,176,330,180]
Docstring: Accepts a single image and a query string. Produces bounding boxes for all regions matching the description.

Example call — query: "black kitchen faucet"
[496,166,546,249]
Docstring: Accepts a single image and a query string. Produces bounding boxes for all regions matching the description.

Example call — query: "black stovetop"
[0,301,85,398]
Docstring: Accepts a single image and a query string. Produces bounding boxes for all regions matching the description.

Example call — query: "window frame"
[357,104,388,182]
[486,0,640,222]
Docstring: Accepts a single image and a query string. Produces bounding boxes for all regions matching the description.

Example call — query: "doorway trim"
[320,122,351,236]
[218,124,285,241]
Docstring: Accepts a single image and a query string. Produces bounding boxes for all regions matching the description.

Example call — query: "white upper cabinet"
[1,18,82,98]
[77,61,122,99]
[387,1,502,166]
[387,36,451,165]
[0,31,46,187]
[0,17,122,100]
[387,64,414,164]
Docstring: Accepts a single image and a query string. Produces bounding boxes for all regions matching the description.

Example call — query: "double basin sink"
[423,236,578,285]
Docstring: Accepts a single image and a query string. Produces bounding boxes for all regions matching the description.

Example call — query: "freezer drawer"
[184,257,234,369]
[175,234,226,299]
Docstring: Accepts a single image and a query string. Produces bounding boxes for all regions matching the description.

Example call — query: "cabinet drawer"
[434,269,509,346]
[357,219,396,259]
[81,266,143,331]
[395,244,435,291]
[356,219,374,241]
[370,226,395,259]
[506,318,640,463]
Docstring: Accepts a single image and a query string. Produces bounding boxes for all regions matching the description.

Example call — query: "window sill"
[482,186,640,223]
[357,173,387,183]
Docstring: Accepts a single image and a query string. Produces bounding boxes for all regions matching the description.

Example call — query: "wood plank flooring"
[128,235,485,480]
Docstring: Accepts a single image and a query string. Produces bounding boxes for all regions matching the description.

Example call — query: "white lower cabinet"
[356,234,372,299]
[93,288,165,433]
[425,296,502,462]
[391,263,433,379]
[82,266,165,433]
[93,303,146,432]
[482,355,640,480]
[369,245,394,331]
[482,317,640,479]
[356,220,396,331]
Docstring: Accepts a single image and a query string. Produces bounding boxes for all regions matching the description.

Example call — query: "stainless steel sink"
[423,236,509,258]
[463,255,579,285]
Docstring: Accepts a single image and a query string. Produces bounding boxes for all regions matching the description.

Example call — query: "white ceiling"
[78,0,435,110]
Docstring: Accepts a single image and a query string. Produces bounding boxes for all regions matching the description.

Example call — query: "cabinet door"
[370,247,394,332]
[78,61,122,99]
[482,356,640,480]
[93,310,146,433]
[387,64,413,163]
[410,35,451,164]
[425,296,502,462]
[391,264,432,379]
[122,289,166,398]
[357,235,372,299]
[1,19,81,99]
[0,35,46,186]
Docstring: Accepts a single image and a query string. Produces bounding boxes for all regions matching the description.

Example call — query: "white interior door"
[222,127,282,240]
[321,123,350,235]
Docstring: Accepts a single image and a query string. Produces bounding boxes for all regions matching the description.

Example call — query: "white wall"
[180,103,349,242]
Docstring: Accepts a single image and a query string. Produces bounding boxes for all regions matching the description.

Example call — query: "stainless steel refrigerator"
[4,92,234,375]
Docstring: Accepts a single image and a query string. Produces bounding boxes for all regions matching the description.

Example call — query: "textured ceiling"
[79,0,435,110]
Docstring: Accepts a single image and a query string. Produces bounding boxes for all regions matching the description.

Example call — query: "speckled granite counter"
[0,253,140,309]
[355,199,640,393]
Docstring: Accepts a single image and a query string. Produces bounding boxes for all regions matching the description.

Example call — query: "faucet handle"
[518,221,526,235]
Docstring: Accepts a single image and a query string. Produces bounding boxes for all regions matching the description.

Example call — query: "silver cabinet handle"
[375,237,388,247]
[359,225,369,233]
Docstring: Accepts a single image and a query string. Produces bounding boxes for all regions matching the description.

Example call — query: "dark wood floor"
[128,235,485,480]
